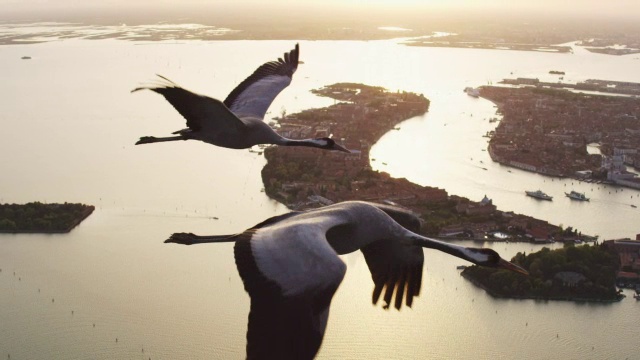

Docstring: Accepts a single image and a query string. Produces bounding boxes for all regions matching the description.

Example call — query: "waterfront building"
[603,239,640,282]
[455,195,497,216]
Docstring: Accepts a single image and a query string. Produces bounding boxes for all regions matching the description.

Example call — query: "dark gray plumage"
[165,201,527,360]
[132,44,349,153]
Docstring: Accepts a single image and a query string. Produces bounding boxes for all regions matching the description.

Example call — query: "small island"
[462,243,622,302]
[0,202,94,233]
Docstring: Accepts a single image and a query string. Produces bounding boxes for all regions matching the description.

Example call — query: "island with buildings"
[261,83,588,243]
[481,83,640,189]
[0,202,94,233]
[462,242,625,302]
[261,83,640,301]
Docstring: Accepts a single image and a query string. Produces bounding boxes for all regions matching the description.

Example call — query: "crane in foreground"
[132,44,349,153]
[165,201,528,360]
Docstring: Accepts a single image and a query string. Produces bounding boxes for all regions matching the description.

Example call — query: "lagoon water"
[1,32,640,359]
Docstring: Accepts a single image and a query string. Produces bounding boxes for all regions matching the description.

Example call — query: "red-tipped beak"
[498,258,529,276]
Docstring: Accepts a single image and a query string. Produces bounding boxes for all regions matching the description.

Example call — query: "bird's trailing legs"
[135,136,184,145]
[166,232,236,245]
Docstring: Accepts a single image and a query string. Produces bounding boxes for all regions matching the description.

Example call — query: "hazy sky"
[2,0,639,14]
[2,0,639,23]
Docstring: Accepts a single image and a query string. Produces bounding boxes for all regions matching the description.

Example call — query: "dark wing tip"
[131,74,179,93]
[291,43,299,69]
[363,238,424,311]
[222,43,300,113]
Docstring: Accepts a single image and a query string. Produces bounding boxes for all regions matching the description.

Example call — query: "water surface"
[1,37,639,359]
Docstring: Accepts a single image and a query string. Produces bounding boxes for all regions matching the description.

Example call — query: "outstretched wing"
[361,238,424,310]
[223,44,299,119]
[132,76,246,135]
[233,211,347,360]
[370,202,422,233]
[362,202,424,310]
[235,211,348,300]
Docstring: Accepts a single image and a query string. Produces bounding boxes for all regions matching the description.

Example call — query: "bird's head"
[314,137,351,153]
[463,248,529,275]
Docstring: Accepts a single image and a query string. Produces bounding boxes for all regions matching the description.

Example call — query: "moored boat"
[525,190,553,201]
[565,190,589,201]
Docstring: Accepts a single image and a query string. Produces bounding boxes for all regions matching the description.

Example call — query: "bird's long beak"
[333,143,352,153]
[498,258,529,276]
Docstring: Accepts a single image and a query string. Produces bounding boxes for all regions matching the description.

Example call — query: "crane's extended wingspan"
[223,44,299,120]
[132,77,246,136]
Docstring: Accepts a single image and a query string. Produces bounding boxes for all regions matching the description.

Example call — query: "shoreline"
[2,22,638,59]
[259,84,582,242]
[461,269,623,303]
[480,85,640,191]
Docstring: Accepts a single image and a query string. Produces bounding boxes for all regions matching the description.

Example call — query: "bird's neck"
[408,232,473,263]
[283,138,327,149]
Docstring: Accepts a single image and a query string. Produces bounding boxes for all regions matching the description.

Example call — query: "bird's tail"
[135,136,184,145]
[165,233,238,245]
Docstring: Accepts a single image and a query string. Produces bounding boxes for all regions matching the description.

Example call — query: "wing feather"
[361,239,424,310]
[133,78,246,135]
[234,223,343,360]
[248,213,347,298]
[223,44,299,119]
[361,203,424,310]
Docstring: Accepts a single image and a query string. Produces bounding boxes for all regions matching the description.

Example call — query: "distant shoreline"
[1,21,638,58]
[404,41,572,53]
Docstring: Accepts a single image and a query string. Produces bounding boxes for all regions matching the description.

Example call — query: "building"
[456,195,497,216]
[603,239,640,273]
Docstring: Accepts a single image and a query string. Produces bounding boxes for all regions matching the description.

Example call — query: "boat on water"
[565,190,589,201]
[464,87,480,98]
[525,190,553,201]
